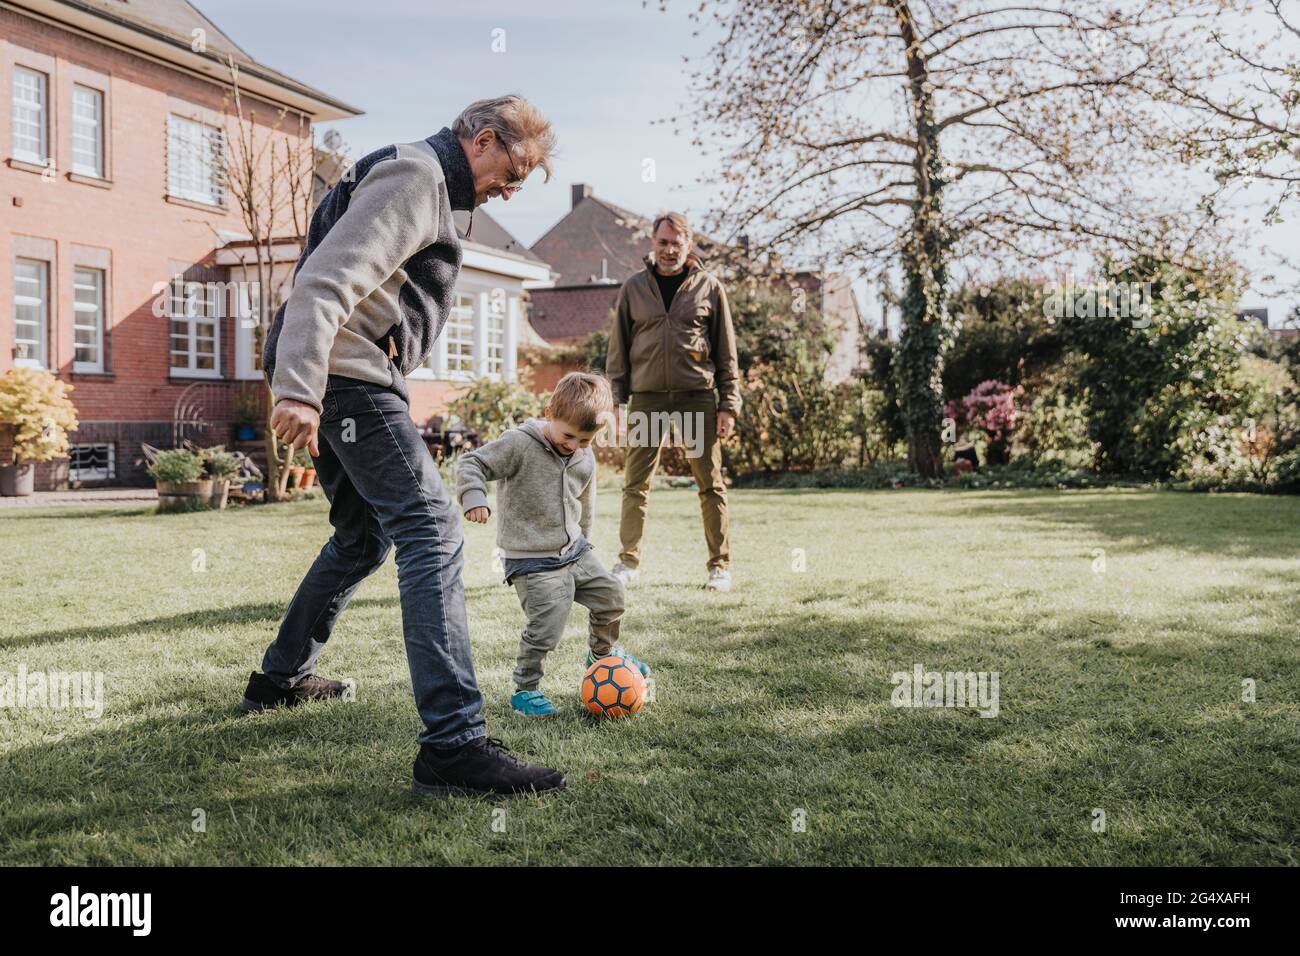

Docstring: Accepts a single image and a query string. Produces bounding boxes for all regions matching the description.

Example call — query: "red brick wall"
[0,11,307,412]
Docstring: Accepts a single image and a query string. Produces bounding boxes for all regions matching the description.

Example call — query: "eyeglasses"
[498,139,525,192]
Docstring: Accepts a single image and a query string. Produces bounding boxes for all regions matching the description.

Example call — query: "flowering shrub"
[944,379,1022,464]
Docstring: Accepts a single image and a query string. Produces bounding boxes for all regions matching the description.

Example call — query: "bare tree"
[672,0,1229,475]
[219,56,349,500]
[1156,0,1300,293]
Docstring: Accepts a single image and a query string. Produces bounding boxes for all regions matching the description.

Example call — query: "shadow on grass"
[0,597,399,652]
[0,506,157,521]
[936,491,1300,559]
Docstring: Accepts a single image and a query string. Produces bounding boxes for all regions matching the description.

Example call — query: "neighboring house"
[0,0,551,489]
[527,183,866,382]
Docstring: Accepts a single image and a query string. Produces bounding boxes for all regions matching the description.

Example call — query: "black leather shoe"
[239,671,348,713]
[412,737,566,798]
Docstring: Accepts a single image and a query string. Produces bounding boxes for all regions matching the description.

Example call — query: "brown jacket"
[606,254,741,415]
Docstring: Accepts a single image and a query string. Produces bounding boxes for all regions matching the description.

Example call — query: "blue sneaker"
[511,689,560,718]
[586,647,651,678]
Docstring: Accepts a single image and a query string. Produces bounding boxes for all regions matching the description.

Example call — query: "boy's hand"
[465,506,490,524]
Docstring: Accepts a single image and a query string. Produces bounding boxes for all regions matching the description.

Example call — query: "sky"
[202,0,1298,329]
[205,0,718,253]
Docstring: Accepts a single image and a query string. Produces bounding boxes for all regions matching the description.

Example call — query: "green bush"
[201,445,242,480]
[148,449,204,484]
[1014,378,1094,469]
[1059,257,1259,480]
[942,277,1065,401]
[727,284,862,476]
[449,378,547,442]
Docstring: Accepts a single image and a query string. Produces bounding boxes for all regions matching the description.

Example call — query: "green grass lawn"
[1,486,1297,865]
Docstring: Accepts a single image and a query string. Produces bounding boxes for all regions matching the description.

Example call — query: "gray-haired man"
[243,95,566,798]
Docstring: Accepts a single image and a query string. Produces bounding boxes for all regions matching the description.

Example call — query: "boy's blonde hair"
[546,372,613,432]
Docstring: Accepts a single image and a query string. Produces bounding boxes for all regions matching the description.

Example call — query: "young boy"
[457,372,650,718]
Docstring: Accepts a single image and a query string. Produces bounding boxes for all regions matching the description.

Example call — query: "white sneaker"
[611,562,640,586]
[705,568,732,592]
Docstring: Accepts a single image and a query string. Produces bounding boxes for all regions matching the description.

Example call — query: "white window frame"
[443,292,477,379]
[169,278,221,378]
[234,279,265,380]
[485,289,507,377]
[69,443,115,481]
[71,85,104,178]
[12,66,48,165]
[167,114,225,206]
[13,257,49,369]
[73,266,105,373]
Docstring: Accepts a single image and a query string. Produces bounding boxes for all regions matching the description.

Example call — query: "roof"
[11,0,362,121]
[528,285,622,343]
[531,195,654,285]
[454,210,546,265]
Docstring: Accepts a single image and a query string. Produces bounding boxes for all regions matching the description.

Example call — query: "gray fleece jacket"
[456,419,596,559]
[263,127,475,412]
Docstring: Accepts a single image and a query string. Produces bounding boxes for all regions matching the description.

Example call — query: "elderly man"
[606,212,740,592]
[244,96,566,798]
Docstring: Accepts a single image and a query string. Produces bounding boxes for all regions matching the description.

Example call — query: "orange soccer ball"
[580,656,646,719]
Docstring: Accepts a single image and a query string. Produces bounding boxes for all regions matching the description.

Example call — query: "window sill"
[68,172,113,189]
[165,194,226,213]
[7,157,52,176]
[72,370,114,380]
[168,371,224,382]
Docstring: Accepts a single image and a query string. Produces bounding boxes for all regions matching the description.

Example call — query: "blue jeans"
[260,374,486,749]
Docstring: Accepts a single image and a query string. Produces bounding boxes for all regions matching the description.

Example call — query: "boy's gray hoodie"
[456,419,596,559]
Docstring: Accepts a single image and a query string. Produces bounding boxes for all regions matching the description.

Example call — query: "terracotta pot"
[288,466,305,489]
[156,479,214,512]
[0,462,35,496]
[299,468,317,491]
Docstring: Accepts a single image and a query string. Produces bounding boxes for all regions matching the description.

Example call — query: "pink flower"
[960,380,1022,443]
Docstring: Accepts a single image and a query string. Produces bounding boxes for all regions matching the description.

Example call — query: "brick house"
[528,183,866,382]
[1,0,553,489]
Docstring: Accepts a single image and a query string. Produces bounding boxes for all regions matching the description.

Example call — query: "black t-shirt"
[654,268,689,309]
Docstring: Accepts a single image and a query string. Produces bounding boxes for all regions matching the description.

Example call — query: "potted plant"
[288,446,312,490]
[200,445,241,510]
[148,448,210,512]
[293,446,317,491]
[0,368,79,496]
[232,386,263,443]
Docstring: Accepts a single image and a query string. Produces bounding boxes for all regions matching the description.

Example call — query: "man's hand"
[465,506,490,524]
[270,399,321,457]
[717,410,736,439]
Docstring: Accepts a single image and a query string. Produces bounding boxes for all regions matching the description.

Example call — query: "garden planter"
[0,462,35,496]
[299,468,317,491]
[156,479,214,512]
[287,466,305,489]
[209,479,230,510]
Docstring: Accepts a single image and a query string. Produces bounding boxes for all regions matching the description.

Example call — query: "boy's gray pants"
[511,549,625,691]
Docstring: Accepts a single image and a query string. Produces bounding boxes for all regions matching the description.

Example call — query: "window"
[13,258,49,368]
[11,67,47,164]
[73,267,105,372]
[169,278,220,376]
[72,85,104,177]
[69,443,115,482]
[485,292,507,376]
[167,115,225,206]
[233,280,265,380]
[444,293,476,376]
